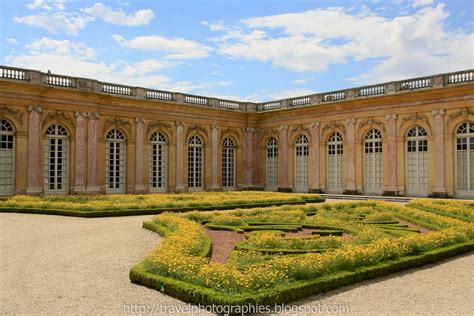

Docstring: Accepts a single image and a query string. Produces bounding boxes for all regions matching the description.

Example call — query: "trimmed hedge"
[0,198,325,218]
[311,229,344,236]
[130,241,474,307]
[234,244,326,254]
[408,204,474,223]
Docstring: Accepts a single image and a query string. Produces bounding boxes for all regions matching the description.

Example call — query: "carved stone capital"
[211,124,219,130]
[279,125,289,131]
[346,118,356,125]
[74,111,87,118]
[175,121,184,127]
[135,117,145,123]
[311,121,320,128]
[432,109,445,117]
[87,112,100,119]
[385,114,397,121]
[27,106,43,113]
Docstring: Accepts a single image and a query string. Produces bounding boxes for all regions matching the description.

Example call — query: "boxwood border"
[130,241,474,307]
[0,197,324,218]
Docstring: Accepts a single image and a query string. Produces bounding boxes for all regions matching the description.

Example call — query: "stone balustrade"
[0,65,472,113]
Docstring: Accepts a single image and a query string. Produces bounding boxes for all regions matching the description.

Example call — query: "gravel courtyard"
[1,209,473,315]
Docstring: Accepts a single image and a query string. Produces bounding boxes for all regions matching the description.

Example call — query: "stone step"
[319,194,411,203]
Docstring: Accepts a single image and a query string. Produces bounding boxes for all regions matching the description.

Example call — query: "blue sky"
[1,0,473,102]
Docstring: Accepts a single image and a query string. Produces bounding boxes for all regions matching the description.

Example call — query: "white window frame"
[222,137,236,190]
[266,137,278,190]
[364,129,383,195]
[455,122,474,197]
[44,124,69,195]
[295,134,309,192]
[327,132,343,193]
[406,126,428,196]
[188,135,203,191]
[149,132,168,193]
[0,119,14,196]
[106,129,126,194]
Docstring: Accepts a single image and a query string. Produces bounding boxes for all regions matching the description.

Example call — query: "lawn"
[0,191,324,217]
[131,200,474,307]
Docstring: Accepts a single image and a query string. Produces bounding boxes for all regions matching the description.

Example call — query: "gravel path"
[1,212,472,315]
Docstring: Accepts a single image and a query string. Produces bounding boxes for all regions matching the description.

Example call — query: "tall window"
[149,132,167,192]
[406,126,428,196]
[106,129,126,194]
[0,119,14,195]
[364,129,383,194]
[456,122,474,196]
[44,124,69,194]
[266,137,278,190]
[222,137,235,188]
[295,134,309,191]
[188,135,203,190]
[327,132,343,192]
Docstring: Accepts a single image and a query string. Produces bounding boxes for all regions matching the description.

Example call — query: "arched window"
[44,124,69,194]
[188,135,203,190]
[0,119,14,195]
[364,129,383,194]
[327,132,343,192]
[406,126,428,196]
[266,137,278,190]
[222,137,235,188]
[456,122,474,196]
[295,134,309,192]
[106,129,126,194]
[149,132,167,192]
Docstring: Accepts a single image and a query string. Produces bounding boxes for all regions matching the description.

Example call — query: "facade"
[0,66,473,198]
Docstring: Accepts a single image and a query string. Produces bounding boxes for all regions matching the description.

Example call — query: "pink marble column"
[175,121,185,192]
[211,125,220,190]
[135,117,145,193]
[310,121,321,192]
[86,112,99,193]
[345,118,356,193]
[432,109,446,196]
[385,114,397,195]
[74,111,87,193]
[243,128,255,188]
[278,125,290,191]
[252,130,262,186]
[26,106,42,194]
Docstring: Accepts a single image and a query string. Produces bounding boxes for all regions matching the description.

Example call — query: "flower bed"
[407,199,474,222]
[0,192,324,217]
[131,200,474,306]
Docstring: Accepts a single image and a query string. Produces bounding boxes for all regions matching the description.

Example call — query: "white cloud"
[292,78,313,85]
[208,4,473,83]
[81,2,154,26]
[112,35,212,59]
[412,0,434,8]
[6,38,19,45]
[201,20,228,32]
[27,0,65,11]
[266,88,316,101]
[14,13,93,35]
[167,80,233,94]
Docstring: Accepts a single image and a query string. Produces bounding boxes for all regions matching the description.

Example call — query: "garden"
[130,199,474,307]
[0,191,323,217]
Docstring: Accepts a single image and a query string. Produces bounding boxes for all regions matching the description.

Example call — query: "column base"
[86,186,100,194]
[308,188,322,193]
[429,192,448,198]
[278,187,292,193]
[210,186,222,192]
[134,185,146,194]
[383,190,398,196]
[26,187,43,195]
[175,185,186,193]
[73,186,86,194]
[343,189,359,195]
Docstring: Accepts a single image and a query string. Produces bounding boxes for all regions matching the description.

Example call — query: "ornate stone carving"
[0,106,25,125]
[357,117,386,134]
[385,114,397,121]
[400,113,431,130]
[311,121,320,128]
[346,118,356,125]
[135,117,145,123]
[321,121,346,137]
[87,112,100,120]
[432,109,445,117]
[187,124,208,137]
[279,125,288,131]
[146,121,171,138]
[175,121,184,127]
[27,106,43,113]
[103,117,131,134]
[447,107,474,125]
[42,110,74,129]
[290,124,310,135]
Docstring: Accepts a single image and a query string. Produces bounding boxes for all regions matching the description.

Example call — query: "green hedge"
[130,241,474,307]
[234,244,326,254]
[311,229,344,236]
[205,223,244,233]
[0,198,325,218]
[408,204,474,222]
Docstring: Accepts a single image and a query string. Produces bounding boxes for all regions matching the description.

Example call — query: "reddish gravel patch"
[205,229,245,263]
[398,219,431,234]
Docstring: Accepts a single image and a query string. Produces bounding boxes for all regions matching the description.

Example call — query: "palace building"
[0,66,473,198]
